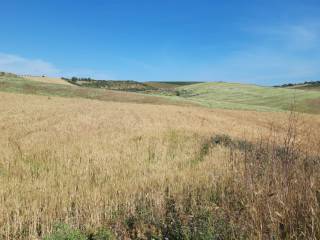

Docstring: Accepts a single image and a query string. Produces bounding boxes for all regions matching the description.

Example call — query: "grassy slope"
[22,76,73,86]
[2,75,319,114]
[0,75,193,106]
[285,84,320,91]
[172,82,320,114]
[144,81,202,89]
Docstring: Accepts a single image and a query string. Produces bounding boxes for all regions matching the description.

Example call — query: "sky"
[0,0,320,85]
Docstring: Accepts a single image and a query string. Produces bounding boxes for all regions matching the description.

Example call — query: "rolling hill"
[162,82,320,114]
[144,81,203,89]
[1,74,319,114]
[0,74,192,106]
[284,83,320,91]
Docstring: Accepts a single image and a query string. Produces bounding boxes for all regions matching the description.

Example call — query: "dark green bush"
[211,134,233,147]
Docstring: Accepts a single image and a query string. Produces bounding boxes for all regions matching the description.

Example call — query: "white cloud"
[0,53,60,76]
[0,53,115,79]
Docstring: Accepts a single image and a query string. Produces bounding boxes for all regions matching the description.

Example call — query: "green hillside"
[144,81,202,89]
[0,75,190,106]
[275,81,320,91]
[165,82,320,113]
[285,84,320,91]
[1,75,319,114]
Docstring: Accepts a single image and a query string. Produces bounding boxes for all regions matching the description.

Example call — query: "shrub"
[87,228,115,240]
[211,134,233,147]
[44,224,86,240]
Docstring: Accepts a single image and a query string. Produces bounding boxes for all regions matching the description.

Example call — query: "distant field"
[22,75,72,86]
[1,76,319,114]
[159,82,320,114]
[284,83,320,91]
[0,75,192,107]
[66,78,201,91]
[144,81,202,89]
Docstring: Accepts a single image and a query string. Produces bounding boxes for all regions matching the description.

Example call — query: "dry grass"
[22,76,73,86]
[0,92,319,239]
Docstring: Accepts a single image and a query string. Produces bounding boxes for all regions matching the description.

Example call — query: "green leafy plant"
[44,224,86,240]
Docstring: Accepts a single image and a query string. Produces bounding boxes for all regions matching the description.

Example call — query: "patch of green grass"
[163,82,320,113]
[44,224,115,240]
[44,224,87,240]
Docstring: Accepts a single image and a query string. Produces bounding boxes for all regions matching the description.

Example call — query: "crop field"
[0,76,192,107]
[0,76,320,239]
[22,76,73,86]
[3,1,320,239]
[161,82,320,114]
[4,75,319,114]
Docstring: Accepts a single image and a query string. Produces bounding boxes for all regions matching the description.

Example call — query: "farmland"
[0,75,320,239]
[3,75,319,114]
[22,76,73,86]
[159,82,320,114]
[2,1,320,239]
[0,75,191,107]
[281,82,320,91]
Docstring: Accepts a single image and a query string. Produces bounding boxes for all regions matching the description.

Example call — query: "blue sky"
[0,0,320,85]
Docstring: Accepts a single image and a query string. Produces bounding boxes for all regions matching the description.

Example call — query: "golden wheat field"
[21,76,73,86]
[0,91,320,239]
